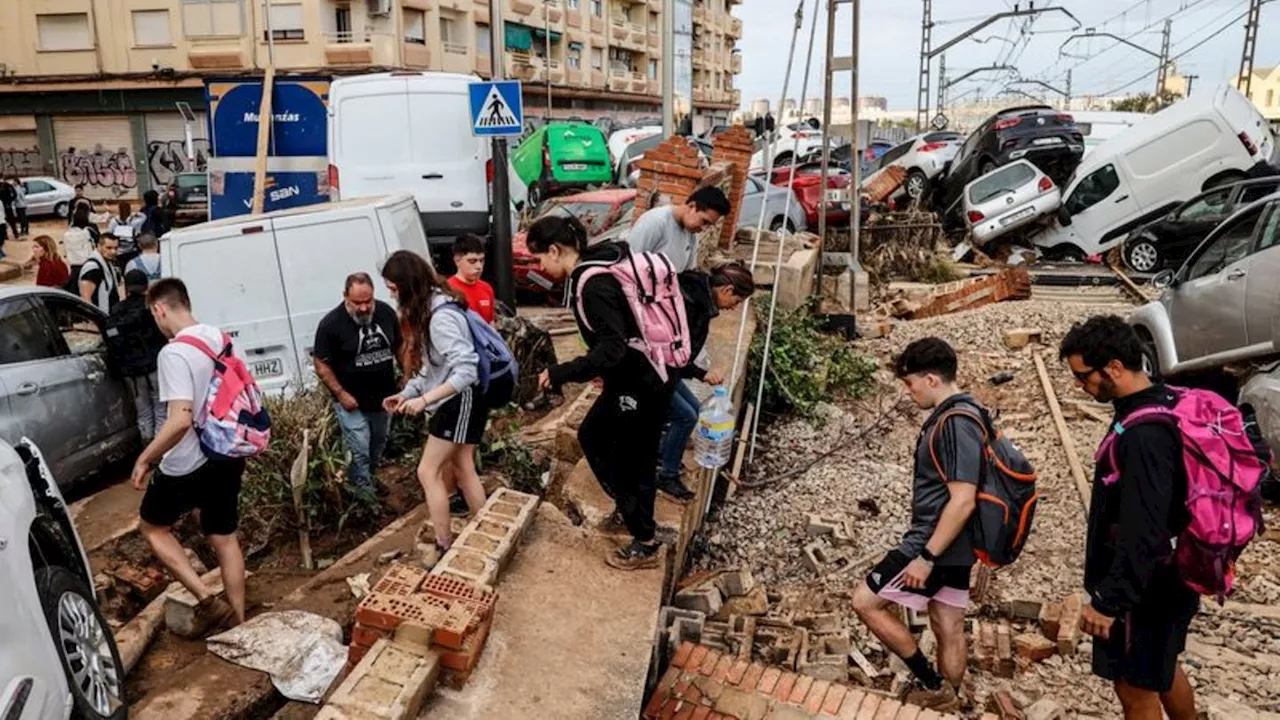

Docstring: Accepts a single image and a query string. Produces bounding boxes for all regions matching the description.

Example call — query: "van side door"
[1059,164,1139,255]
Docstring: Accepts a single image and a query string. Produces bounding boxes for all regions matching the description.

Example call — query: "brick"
[660,696,683,720]
[712,655,734,683]
[787,674,812,705]
[758,667,781,695]
[421,574,497,623]
[999,599,1044,621]
[837,690,866,720]
[772,672,796,703]
[690,674,725,703]
[894,707,922,720]
[917,712,942,720]
[673,704,697,720]
[347,643,369,666]
[434,602,481,651]
[673,641,697,669]
[1039,601,1063,641]
[1002,328,1043,350]
[995,622,1015,678]
[351,624,391,649]
[699,649,722,676]
[856,694,882,720]
[370,563,428,598]
[1024,699,1063,720]
[354,592,449,633]
[740,662,765,692]
[985,690,1024,720]
[820,684,847,716]
[874,701,903,720]
[692,708,712,720]
[431,547,499,590]
[714,685,772,720]
[716,569,757,598]
[1014,633,1057,662]
[645,668,682,718]
[327,639,440,720]
[726,659,750,685]
[438,617,491,673]
[803,680,831,713]
[688,646,711,673]
[1057,595,1083,655]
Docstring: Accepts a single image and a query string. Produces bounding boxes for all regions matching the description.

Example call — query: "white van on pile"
[328,71,525,264]
[161,195,427,394]
[1032,85,1277,258]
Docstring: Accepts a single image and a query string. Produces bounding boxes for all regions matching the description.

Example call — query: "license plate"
[1032,137,1062,146]
[562,163,588,171]
[251,359,283,378]
[825,189,846,203]
[188,193,206,201]
[1000,206,1037,226]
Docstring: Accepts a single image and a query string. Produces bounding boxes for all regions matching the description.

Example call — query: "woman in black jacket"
[528,214,675,570]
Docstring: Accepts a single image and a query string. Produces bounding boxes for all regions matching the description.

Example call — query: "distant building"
[751,98,771,117]
[803,97,823,116]
[1234,66,1280,123]
[858,96,888,111]
[834,97,852,109]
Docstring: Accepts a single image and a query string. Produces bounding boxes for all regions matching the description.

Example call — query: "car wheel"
[904,170,927,199]
[773,151,794,168]
[770,217,796,234]
[34,566,126,720]
[527,183,543,210]
[1136,333,1162,380]
[54,201,70,219]
[1124,237,1161,273]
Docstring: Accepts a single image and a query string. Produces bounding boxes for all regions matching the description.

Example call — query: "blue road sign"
[469,80,524,137]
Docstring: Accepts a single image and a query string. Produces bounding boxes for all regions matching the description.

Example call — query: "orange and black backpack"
[930,399,1039,567]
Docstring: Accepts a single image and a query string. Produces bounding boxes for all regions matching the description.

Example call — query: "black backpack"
[931,398,1039,567]
[104,298,166,377]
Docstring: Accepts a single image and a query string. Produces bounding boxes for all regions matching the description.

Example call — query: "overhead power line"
[1094,5,1250,96]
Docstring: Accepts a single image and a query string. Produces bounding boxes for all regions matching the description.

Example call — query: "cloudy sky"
[734,0,1280,111]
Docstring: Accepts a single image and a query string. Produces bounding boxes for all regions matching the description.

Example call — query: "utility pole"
[850,0,861,271]
[545,0,553,120]
[489,0,515,307]
[1238,0,1263,98]
[1065,69,1072,108]
[663,0,675,136]
[1155,19,1172,99]
[916,0,933,131]
[1185,73,1199,97]
[936,54,946,116]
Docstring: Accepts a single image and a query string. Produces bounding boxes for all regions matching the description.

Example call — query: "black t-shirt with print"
[312,300,402,412]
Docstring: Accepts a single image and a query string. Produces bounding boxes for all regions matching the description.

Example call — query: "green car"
[512,122,613,206]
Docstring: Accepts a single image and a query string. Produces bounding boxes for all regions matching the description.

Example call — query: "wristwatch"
[919,548,939,564]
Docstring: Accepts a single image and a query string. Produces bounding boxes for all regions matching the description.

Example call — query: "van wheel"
[34,566,126,720]
[1124,236,1161,273]
[1203,171,1247,191]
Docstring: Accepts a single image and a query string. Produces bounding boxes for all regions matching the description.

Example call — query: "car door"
[1245,201,1280,348]
[1161,187,1233,258]
[1168,203,1266,365]
[0,296,92,487]
[1058,164,1139,256]
[21,180,56,216]
[878,140,914,171]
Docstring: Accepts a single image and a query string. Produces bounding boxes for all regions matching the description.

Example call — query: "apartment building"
[0,0,740,200]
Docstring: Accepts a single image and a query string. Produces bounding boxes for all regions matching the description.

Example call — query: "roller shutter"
[53,116,137,200]
[144,111,210,190]
[0,131,41,177]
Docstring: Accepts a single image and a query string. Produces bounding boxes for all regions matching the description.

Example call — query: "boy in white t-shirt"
[131,278,246,632]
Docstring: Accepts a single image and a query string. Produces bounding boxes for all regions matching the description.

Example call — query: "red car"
[513,188,638,291]
[766,162,852,228]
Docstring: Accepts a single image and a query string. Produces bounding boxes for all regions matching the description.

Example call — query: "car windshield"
[969,163,1036,204]
[176,174,206,189]
[543,201,615,235]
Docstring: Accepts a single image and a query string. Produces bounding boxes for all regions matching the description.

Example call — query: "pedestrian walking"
[140,189,166,237]
[106,270,169,440]
[110,201,145,267]
[656,263,756,502]
[11,175,28,237]
[851,338,982,712]
[126,233,162,282]
[625,186,731,273]
[29,235,70,289]
[313,273,402,496]
[381,251,508,561]
[529,214,677,570]
[79,234,122,313]
[0,177,15,245]
[69,184,94,225]
[132,278,246,633]
[1058,316,1200,720]
[447,235,497,324]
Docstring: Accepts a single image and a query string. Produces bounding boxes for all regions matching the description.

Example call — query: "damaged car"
[962,160,1061,247]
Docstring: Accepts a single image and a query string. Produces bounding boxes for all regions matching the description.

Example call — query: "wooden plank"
[251,66,275,215]
[1107,262,1148,304]
[1033,352,1091,514]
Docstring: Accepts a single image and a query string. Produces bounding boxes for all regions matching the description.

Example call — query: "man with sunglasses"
[1059,315,1198,720]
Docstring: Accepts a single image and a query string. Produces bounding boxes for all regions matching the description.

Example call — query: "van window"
[969,163,1036,204]
[1125,119,1219,178]
[337,94,410,166]
[1065,165,1120,215]
[1177,188,1231,220]
[1188,205,1265,280]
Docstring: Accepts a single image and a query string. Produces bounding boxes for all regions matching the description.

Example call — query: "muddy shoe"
[418,543,446,570]
[656,473,695,503]
[449,492,470,517]
[599,509,629,536]
[904,682,961,712]
[197,595,239,637]
[605,540,661,570]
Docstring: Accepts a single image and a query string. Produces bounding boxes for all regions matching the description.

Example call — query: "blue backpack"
[443,302,518,406]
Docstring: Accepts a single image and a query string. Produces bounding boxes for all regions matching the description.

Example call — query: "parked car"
[1121,176,1280,273]
[0,287,138,489]
[166,171,210,227]
[1,438,126,720]
[608,125,662,170]
[512,122,613,206]
[867,131,963,200]
[512,189,638,292]
[741,175,809,234]
[751,124,832,170]
[162,194,431,393]
[933,105,1084,224]
[1129,191,1280,377]
[766,162,852,228]
[1030,85,1277,259]
[962,160,1061,247]
[1238,367,1280,482]
[615,135,710,188]
[19,177,75,219]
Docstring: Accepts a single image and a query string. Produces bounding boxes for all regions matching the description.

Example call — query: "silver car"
[0,287,138,488]
[20,177,76,219]
[962,160,1062,247]
[740,175,809,234]
[1130,192,1280,377]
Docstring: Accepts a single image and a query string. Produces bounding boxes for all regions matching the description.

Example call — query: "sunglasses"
[1071,366,1101,382]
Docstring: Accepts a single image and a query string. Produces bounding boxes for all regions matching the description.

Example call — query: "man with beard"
[313,273,402,495]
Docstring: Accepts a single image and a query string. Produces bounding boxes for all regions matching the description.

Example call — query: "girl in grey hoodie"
[380,251,487,557]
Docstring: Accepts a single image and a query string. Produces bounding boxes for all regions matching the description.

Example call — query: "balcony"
[508,54,538,81]
[548,59,565,83]
[611,17,629,42]
[693,88,708,102]
[648,29,659,49]
[566,8,584,27]
[322,31,376,65]
[609,68,629,92]
[441,41,471,73]
[591,69,606,86]
[630,72,648,94]
[512,0,537,15]
[730,52,741,73]
[547,1,564,23]
[628,24,647,48]
[590,14,605,33]
[693,5,707,25]
[475,53,492,77]
[474,5,490,23]
[692,49,706,69]
[728,17,742,38]
[648,0,663,9]
[732,89,741,105]
[187,46,248,70]
[567,67,584,85]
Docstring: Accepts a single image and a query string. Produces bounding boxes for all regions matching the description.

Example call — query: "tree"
[1109,90,1182,113]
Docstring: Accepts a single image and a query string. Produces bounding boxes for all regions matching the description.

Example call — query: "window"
[1187,206,1265,280]
[1269,90,1276,108]
[968,162,1037,204]
[648,59,658,80]
[1256,204,1280,252]
[1064,164,1120,216]
[132,10,172,47]
[476,24,492,55]
[181,0,244,38]
[590,0,603,17]
[42,298,105,356]
[334,5,352,40]
[404,9,426,44]
[1238,181,1280,205]
[567,45,581,69]
[438,16,458,44]
[649,11,658,32]
[1176,188,1231,221]
[877,140,914,170]
[0,299,60,365]
[262,2,304,41]
[591,47,603,70]
[37,13,92,51]
[24,180,54,194]
[567,0,580,8]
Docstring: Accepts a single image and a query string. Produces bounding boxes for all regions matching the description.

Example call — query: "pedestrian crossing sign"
[469,80,524,137]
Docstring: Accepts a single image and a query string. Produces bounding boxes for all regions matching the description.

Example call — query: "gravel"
[696,297,1280,717]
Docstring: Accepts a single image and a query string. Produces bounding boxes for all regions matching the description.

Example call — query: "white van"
[1033,85,1276,257]
[161,195,428,394]
[1070,111,1151,155]
[328,72,525,261]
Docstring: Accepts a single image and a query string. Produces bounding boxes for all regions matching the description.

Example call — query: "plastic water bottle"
[693,387,736,469]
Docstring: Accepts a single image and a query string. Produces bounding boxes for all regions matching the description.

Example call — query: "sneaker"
[449,493,470,517]
[419,543,446,570]
[197,595,239,637]
[656,473,695,503]
[604,540,661,570]
[904,682,960,712]
[599,509,629,536]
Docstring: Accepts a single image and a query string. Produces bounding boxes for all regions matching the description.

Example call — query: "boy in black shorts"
[131,278,245,633]
[852,338,981,712]
[1060,316,1198,720]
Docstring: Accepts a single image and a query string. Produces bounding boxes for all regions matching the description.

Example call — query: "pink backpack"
[1095,386,1269,602]
[173,332,272,460]
[573,250,692,383]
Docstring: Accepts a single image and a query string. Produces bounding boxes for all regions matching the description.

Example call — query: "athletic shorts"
[428,383,496,446]
[1092,581,1200,692]
[865,550,972,612]
[139,458,246,535]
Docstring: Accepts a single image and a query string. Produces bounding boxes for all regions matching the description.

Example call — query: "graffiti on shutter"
[144,112,210,188]
[54,117,138,198]
[0,132,40,176]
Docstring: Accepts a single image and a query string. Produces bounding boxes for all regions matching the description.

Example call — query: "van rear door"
[1220,85,1275,165]
[406,78,491,238]
[169,223,300,394]
[331,76,413,202]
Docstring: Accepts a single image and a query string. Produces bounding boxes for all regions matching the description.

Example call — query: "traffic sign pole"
[487,9,515,308]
